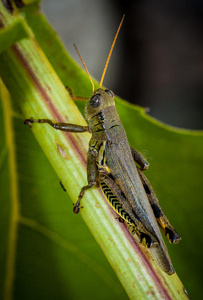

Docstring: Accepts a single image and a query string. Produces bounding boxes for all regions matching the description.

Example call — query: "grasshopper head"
[85,88,115,120]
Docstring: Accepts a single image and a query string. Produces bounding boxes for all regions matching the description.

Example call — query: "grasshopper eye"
[89,93,102,108]
[105,89,114,98]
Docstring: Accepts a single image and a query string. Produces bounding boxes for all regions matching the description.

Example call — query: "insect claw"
[140,163,149,171]
[141,234,152,248]
[24,119,33,125]
[140,233,158,248]
[116,216,125,223]
[73,202,83,214]
[165,227,181,244]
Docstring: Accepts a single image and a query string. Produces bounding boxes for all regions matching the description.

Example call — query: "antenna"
[99,14,125,88]
[73,43,95,92]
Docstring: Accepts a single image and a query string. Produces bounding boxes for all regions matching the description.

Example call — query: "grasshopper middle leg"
[131,147,149,170]
[73,138,100,213]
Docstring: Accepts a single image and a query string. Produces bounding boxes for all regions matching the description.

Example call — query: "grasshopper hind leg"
[99,173,159,248]
[137,168,181,244]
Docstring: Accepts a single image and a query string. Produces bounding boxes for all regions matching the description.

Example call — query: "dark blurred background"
[41,0,203,129]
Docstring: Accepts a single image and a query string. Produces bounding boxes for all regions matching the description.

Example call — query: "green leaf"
[0,2,202,299]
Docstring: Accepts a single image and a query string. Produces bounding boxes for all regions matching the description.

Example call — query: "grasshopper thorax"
[85,88,115,120]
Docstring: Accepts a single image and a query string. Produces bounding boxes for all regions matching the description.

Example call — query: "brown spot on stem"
[57,143,69,160]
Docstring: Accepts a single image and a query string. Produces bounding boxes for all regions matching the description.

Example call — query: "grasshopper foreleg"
[24,118,89,133]
[137,168,181,244]
[66,86,89,101]
[131,147,149,170]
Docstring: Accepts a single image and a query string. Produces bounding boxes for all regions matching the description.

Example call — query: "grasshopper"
[24,15,181,275]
